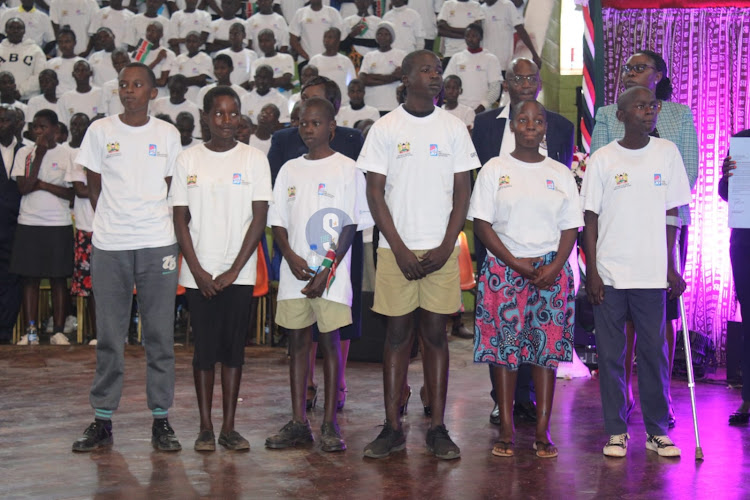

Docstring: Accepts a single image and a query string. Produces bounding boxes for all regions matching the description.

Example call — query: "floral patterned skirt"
[473,252,575,370]
[71,229,93,297]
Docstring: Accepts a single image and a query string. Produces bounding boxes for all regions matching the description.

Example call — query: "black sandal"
[729,411,750,425]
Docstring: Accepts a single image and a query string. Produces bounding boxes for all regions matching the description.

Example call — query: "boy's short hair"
[39,69,58,81]
[444,74,462,87]
[34,109,59,126]
[154,113,174,124]
[176,111,195,126]
[401,49,438,78]
[348,78,364,90]
[203,86,241,114]
[466,22,483,39]
[213,53,234,70]
[261,103,281,121]
[168,74,188,87]
[300,96,336,122]
[122,62,157,87]
[58,26,77,41]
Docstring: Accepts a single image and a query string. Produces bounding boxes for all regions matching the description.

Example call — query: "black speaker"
[349,292,419,363]
[727,321,743,385]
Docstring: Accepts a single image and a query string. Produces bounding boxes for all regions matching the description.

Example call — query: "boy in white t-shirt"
[240,64,289,123]
[250,29,295,95]
[194,54,247,108]
[45,28,85,95]
[72,63,183,453]
[308,28,357,107]
[337,78,380,128]
[359,21,406,114]
[581,86,691,459]
[266,97,371,453]
[57,60,103,126]
[137,21,176,99]
[357,50,480,460]
[382,0,424,54]
[128,0,170,50]
[289,0,343,63]
[248,102,279,155]
[441,75,475,131]
[247,0,290,56]
[88,28,120,88]
[175,111,199,149]
[26,70,62,131]
[167,0,210,55]
[342,0,380,58]
[173,31,212,103]
[437,0,485,61]
[482,0,540,73]
[88,0,134,52]
[98,49,130,116]
[216,22,258,87]
[172,86,273,452]
[49,0,99,55]
[150,74,201,128]
[206,0,243,52]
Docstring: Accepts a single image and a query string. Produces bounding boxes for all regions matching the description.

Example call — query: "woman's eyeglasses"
[621,64,657,74]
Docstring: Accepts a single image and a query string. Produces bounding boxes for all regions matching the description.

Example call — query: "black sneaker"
[151,418,182,452]
[218,430,250,451]
[72,419,113,452]
[265,420,314,449]
[363,421,406,459]
[320,422,346,452]
[426,425,460,460]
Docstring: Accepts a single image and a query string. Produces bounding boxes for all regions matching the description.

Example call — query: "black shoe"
[72,419,113,452]
[265,420,314,449]
[194,430,216,452]
[363,421,406,459]
[490,403,501,425]
[320,422,346,452]
[151,418,182,452]
[513,401,537,423]
[426,425,460,460]
[218,430,250,451]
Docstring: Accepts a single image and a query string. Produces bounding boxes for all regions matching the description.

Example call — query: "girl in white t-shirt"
[441,74,475,131]
[173,86,273,452]
[469,100,582,459]
[10,109,75,346]
[266,97,371,453]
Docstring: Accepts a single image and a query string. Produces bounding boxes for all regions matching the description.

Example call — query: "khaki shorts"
[373,247,461,317]
[276,298,352,333]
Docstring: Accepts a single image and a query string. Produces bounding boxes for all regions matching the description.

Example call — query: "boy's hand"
[420,243,453,275]
[531,263,559,290]
[510,257,541,281]
[394,246,425,280]
[214,268,239,290]
[721,155,736,182]
[194,268,220,298]
[288,253,315,281]
[667,267,686,300]
[301,268,330,298]
[586,272,605,305]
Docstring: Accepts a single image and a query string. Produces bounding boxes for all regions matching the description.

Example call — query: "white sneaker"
[64,315,77,334]
[88,338,98,346]
[646,434,681,457]
[45,316,54,334]
[50,332,71,345]
[603,433,630,457]
[17,334,29,345]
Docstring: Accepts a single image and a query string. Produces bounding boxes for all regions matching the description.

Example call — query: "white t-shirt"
[268,152,372,306]
[0,8,55,47]
[289,6,344,61]
[58,87,103,126]
[482,0,523,71]
[171,142,273,288]
[580,138,692,289]
[307,53,356,106]
[88,6,134,50]
[277,0,305,26]
[139,47,176,99]
[407,0,442,40]
[469,154,582,258]
[360,48,407,112]
[99,78,123,116]
[443,103,475,128]
[49,0,99,54]
[343,14,380,56]
[150,97,201,128]
[444,49,501,109]
[249,134,271,156]
[75,115,181,250]
[11,143,73,227]
[173,51,213,104]
[247,12,290,56]
[207,17,241,44]
[357,105,480,250]
[241,88,290,123]
[195,83,247,109]
[437,1,485,58]
[217,47,258,86]
[45,56,85,96]
[337,104,380,128]
[64,145,94,232]
[168,9,211,54]
[129,14,170,47]
[26,95,62,124]
[251,52,295,96]
[87,50,118,88]
[382,7,424,53]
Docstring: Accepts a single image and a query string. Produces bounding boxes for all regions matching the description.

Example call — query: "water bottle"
[27,320,39,344]
[307,244,323,273]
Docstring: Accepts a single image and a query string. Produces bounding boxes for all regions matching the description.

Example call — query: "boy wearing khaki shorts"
[266,97,372,453]
[357,50,480,460]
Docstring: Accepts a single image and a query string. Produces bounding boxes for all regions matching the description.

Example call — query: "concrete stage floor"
[0,339,748,499]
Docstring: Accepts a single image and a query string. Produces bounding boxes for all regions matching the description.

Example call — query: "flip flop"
[729,411,750,425]
[533,441,559,459]
[491,440,514,457]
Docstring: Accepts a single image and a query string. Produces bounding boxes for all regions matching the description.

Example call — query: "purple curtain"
[600,7,750,363]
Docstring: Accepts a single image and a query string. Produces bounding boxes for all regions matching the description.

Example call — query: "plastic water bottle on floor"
[307,244,322,274]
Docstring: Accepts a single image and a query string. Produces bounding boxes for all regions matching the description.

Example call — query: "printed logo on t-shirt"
[51,162,59,170]
[429,144,450,158]
[498,175,511,189]
[546,179,555,190]
[187,174,197,186]
[149,144,157,156]
[318,183,334,198]
[614,173,630,189]
[106,142,121,157]
[287,186,296,201]
[654,174,662,186]
[397,142,411,159]
[458,64,466,71]
[233,173,242,184]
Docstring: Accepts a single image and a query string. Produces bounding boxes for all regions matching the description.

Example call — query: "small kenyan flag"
[246,2,257,16]
[133,39,153,63]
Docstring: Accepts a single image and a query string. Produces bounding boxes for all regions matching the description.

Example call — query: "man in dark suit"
[267,76,365,410]
[0,104,25,343]
[471,57,575,425]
